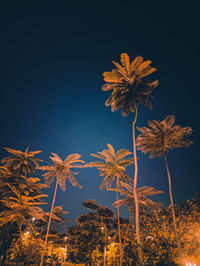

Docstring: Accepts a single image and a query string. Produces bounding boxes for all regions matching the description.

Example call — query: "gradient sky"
[0,1,200,224]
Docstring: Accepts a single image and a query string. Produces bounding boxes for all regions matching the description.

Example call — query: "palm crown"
[112,182,164,213]
[38,153,84,191]
[87,144,134,190]
[102,53,158,116]
[1,148,42,176]
[136,115,193,158]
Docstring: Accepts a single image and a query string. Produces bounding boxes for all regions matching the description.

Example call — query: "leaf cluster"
[102,53,158,116]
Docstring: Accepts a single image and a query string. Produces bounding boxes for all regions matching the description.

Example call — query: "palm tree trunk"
[163,152,181,264]
[116,177,122,266]
[40,177,59,266]
[16,221,23,264]
[132,106,143,265]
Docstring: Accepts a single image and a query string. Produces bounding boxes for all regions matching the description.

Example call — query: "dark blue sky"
[0,1,199,223]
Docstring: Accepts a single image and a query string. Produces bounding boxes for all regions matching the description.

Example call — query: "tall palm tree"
[38,152,84,266]
[87,144,133,266]
[136,115,192,261]
[1,147,42,176]
[102,53,158,264]
[111,182,164,264]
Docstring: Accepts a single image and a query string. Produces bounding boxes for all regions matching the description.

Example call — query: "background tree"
[137,115,192,262]
[102,52,158,264]
[38,152,84,266]
[68,199,114,265]
[87,144,133,265]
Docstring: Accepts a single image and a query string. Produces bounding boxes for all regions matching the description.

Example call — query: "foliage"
[137,115,193,158]
[87,144,133,190]
[38,152,85,191]
[112,182,164,215]
[67,200,114,265]
[102,53,158,116]
[1,147,42,176]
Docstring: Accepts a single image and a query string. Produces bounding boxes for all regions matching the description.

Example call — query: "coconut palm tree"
[102,53,158,264]
[38,152,84,266]
[87,144,133,266]
[136,115,192,261]
[1,147,42,176]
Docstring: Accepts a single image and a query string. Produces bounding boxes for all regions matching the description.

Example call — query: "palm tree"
[136,115,192,261]
[38,152,84,266]
[102,53,158,264]
[87,144,133,266]
[0,183,47,261]
[1,147,42,176]
[111,182,164,264]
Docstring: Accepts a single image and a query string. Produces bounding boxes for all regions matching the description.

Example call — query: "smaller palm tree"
[38,152,84,266]
[1,147,42,176]
[0,183,47,253]
[87,144,133,266]
[136,115,192,261]
[111,182,164,264]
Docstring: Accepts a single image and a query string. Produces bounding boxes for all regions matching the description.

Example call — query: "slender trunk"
[163,152,181,264]
[116,177,122,266]
[132,106,143,265]
[16,222,23,264]
[40,177,59,266]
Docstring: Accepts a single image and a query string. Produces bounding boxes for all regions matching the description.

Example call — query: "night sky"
[0,1,200,223]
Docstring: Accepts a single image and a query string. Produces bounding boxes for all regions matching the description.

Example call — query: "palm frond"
[137,115,193,157]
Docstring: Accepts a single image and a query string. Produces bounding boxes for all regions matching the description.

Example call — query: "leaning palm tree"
[111,182,164,264]
[1,147,42,176]
[87,144,133,266]
[38,152,84,266]
[102,53,158,264]
[137,115,192,261]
